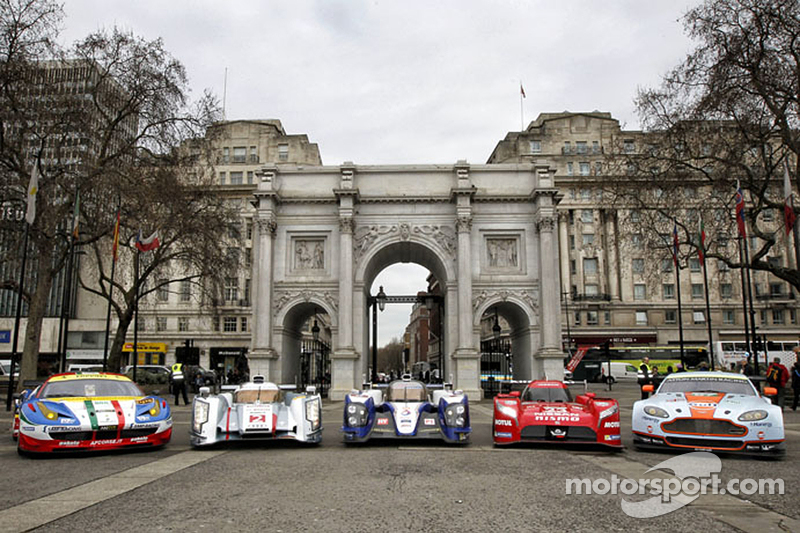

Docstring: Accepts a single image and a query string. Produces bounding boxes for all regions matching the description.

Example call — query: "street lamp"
[377,285,387,312]
[311,307,320,341]
[493,307,502,338]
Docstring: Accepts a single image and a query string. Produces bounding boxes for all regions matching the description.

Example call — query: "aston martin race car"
[492,380,622,448]
[632,371,785,455]
[341,376,470,443]
[15,373,172,455]
[190,376,322,447]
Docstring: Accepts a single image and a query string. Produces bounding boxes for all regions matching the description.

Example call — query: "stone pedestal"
[329,349,359,400]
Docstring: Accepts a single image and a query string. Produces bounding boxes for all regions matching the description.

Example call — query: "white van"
[600,361,639,383]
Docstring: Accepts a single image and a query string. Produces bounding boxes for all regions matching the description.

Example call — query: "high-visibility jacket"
[637,362,652,383]
[171,363,184,382]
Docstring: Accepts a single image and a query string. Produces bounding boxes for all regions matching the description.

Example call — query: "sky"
[61,0,701,345]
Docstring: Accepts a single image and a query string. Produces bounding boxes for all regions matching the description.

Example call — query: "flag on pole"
[25,164,39,225]
[783,161,796,235]
[71,193,80,239]
[135,230,160,252]
[112,209,121,261]
[735,183,747,238]
[520,83,526,98]
[697,213,705,263]
[673,219,680,266]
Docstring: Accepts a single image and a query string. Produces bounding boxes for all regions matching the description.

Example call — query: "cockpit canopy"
[522,385,573,403]
[386,380,428,402]
[235,386,282,404]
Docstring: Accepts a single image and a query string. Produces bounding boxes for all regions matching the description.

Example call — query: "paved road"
[0,382,797,532]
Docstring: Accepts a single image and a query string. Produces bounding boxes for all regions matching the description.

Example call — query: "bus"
[715,340,799,371]
[580,345,710,375]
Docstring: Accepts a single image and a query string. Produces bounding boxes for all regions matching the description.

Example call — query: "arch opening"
[479,301,534,397]
[278,302,332,396]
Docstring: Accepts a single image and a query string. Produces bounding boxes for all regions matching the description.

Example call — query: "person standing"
[791,361,800,411]
[171,362,189,406]
[765,357,790,410]
[638,357,653,399]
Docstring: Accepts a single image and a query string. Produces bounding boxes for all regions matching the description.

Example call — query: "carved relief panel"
[287,233,329,275]
[482,232,524,274]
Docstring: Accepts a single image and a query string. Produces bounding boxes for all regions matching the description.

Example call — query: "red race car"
[493,380,622,449]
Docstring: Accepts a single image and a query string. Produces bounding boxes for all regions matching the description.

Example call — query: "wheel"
[605,376,616,385]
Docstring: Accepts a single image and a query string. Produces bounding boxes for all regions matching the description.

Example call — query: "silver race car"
[190,376,322,447]
[632,371,785,456]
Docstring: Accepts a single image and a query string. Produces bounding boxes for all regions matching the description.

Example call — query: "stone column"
[604,209,620,300]
[558,212,571,297]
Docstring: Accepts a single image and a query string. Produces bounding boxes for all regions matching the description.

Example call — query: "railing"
[571,293,612,301]
[755,292,795,300]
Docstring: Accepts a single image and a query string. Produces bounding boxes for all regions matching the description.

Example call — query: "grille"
[50,431,93,441]
[120,427,158,439]
[520,425,596,441]
[665,436,744,449]
[662,419,746,436]
[48,427,158,441]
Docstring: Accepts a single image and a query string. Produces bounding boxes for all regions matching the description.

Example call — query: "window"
[249,146,258,163]
[569,235,575,250]
[689,258,700,272]
[241,317,248,332]
[592,141,600,154]
[760,309,767,324]
[222,147,229,164]
[624,140,635,153]
[580,189,591,201]
[587,310,598,325]
[219,172,226,185]
[663,284,675,299]
[792,309,797,325]
[720,283,733,299]
[180,281,191,302]
[634,284,646,300]
[770,282,784,296]
[632,259,644,273]
[772,309,785,324]
[583,258,598,275]
[630,209,640,223]
[224,277,239,301]
[570,259,576,275]
[137,318,146,331]
[566,162,573,176]
[223,317,237,332]
[585,284,599,296]
[244,279,251,304]
[604,311,611,325]
[582,233,594,245]
[530,140,541,153]
[579,162,590,176]
[247,171,254,184]
[576,141,587,154]
[246,222,253,240]
[245,247,252,268]
[581,210,593,224]
[693,311,705,324]
[691,283,703,299]
[723,309,735,325]
[563,141,572,154]
[661,259,673,273]
[157,317,168,332]
[278,144,289,161]
[594,162,602,175]
[574,311,581,325]
[718,260,730,272]
[233,146,246,163]
[635,311,648,325]
[178,317,189,332]
[665,310,676,324]
[632,234,643,250]
[157,279,169,302]
[229,171,243,185]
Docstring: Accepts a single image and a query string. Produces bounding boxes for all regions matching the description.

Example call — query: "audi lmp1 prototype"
[190,376,322,447]
[16,373,172,455]
[632,371,785,456]
[342,376,470,443]
[493,380,622,448]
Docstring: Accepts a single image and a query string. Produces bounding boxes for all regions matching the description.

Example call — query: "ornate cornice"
[353,222,457,263]
[473,288,539,315]
[273,289,338,319]
[456,215,472,233]
[536,215,557,233]
[339,216,355,235]
[256,216,277,235]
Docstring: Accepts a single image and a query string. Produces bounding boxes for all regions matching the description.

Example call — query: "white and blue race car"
[342,376,470,444]
[632,371,785,456]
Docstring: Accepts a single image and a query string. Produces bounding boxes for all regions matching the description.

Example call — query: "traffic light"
[175,339,199,365]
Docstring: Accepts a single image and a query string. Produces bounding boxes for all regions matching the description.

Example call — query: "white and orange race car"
[632,371,785,456]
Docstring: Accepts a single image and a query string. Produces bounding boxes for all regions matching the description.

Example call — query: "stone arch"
[274,298,336,385]
[474,297,538,380]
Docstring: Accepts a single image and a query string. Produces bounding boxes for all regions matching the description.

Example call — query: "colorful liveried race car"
[190,375,322,447]
[632,371,785,455]
[15,373,172,455]
[342,376,470,443]
[492,380,622,448]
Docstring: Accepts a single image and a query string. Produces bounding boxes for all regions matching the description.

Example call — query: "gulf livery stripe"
[111,400,125,438]
[84,400,99,430]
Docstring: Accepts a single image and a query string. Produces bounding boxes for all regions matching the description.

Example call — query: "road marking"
[0,449,226,533]
[575,453,800,533]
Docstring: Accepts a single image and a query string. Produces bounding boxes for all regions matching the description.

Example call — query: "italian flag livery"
[16,373,172,455]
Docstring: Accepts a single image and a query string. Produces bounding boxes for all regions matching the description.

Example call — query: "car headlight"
[193,400,209,433]
[148,400,161,417]
[445,403,468,427]
[345,403,368,427]
[738,410,768,422]
[496,402,517,421]
[305,399,321,430]
[37,402,58,421]
[599,404,618,419]
[644,406,669,418]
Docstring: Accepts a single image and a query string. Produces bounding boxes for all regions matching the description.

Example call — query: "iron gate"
[480,337,512,398]
[299,338,331,398]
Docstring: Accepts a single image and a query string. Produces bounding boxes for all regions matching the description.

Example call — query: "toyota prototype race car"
[632,371,785,456]
[342,376,470,444]
[493,380,622,449]
[190,375,322,447]
[15,373,172,455]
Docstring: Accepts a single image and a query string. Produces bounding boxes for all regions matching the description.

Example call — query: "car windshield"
[658,376,756,396]
[523,386,573,402]
[40,378,143,398]
[387,381,428,402]
[235,387,281,404]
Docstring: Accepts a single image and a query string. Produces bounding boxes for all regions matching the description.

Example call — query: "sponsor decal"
[58,441,80,446]
[604,421,620,429]
[605,434,622,441]
[688,402,719,408]
[495,419,513,427]
[401,408,412,416]
[47,426,80,433]
[136,399,154,405]
[131,423,159,429]
[551,428,567,437]
[750,422,772,428]
[376,418,389,426]
[129,436,149,443]
[495,431,512,438]
[423,418,436,426]
[249,414,267,424]
[757,431,765,440]
[22,426,35,432]
[90,439,122,446]
[136,416,151,422]
[532,414,580,422]
[98,425,118,431]
[641,415,662,423]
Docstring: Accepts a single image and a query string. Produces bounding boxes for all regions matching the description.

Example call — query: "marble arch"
[249,161,565,400]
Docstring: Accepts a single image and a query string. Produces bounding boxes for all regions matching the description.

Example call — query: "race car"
[15,372,172,455]
[492,380,622,448]
[632,371,785,456]
[341,375,470,443]
[190,375,322,447]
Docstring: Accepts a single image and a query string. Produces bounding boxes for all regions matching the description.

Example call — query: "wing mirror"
[305,386,317,394]
[763,386,778,396]
[585,392,596,398]
[199,386,211,398]
[642,384,654,393]
[510,391,521,398]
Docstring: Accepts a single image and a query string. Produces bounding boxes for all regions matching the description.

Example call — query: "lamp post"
[370,286,387,383]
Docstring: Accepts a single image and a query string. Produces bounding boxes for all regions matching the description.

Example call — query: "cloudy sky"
[62,0,700,345]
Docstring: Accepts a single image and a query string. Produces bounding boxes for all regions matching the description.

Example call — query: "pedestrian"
[170,362,189,406]
[765,357,790,410]
[791,361,800,411]
[638,357,653,399]
[194,372,204,393]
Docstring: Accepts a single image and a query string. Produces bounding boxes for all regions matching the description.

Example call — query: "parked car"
[190,375,322,447]
[15,372,172,455]
[123,365,171,395]
[599,362,639,384]
[342,375,470,444]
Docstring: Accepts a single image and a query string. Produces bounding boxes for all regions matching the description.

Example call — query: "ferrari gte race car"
[493,380,622,448]
[342,376,470,443]
[16,373,172,455]
[190,376,322,447]
[632,371,785,456]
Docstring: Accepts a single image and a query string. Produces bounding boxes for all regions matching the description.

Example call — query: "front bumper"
[342,425,470,444]
[190,428,323,447]
[494,423,622,448]
[18,426,172,453]
[632,431,785,455]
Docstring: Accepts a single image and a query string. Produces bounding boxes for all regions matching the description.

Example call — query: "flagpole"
[102,199,121,372]
[738,236,752,369]
[701,248,714,370]
[742,239,760,375]
[519,81,524,131]
[6,223,28,411]
[133,247,140,384]
[58,186,79,373]
[674,221,686,369]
